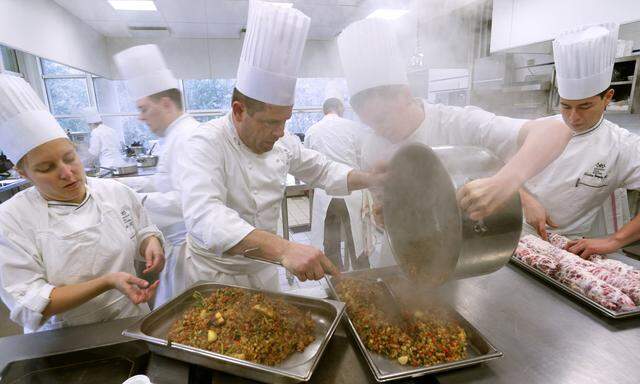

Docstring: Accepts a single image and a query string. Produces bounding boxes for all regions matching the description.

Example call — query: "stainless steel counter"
[1,263,639,383]
[0,179,30,194]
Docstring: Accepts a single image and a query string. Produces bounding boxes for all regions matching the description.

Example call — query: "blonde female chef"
[0,73,165,333]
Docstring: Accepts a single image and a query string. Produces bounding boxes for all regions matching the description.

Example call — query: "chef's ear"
[232,100,246,122]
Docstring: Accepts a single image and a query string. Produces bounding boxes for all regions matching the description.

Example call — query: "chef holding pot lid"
[178,0,383,291]
[0,73,165,333]
[520,23,640,259]
[113,44,199,305]
[337,18,574,267]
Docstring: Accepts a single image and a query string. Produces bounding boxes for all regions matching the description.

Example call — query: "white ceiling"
[52,0,411,40]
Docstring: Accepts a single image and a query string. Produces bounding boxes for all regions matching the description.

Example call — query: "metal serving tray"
[123,282,345,384]
[510,256,640,319]
[327,268,502,382]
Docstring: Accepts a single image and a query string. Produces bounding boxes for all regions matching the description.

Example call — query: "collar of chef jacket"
[573,114,605,137]
[163,113,190,138]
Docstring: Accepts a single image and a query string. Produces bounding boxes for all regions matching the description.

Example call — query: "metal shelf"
[611,81,633,85]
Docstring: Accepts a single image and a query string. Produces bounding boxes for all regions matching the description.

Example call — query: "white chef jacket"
[118,114,199,304]
[0,178,162,332]
[304,114,369,257]
[179,113,352,289]
[524,116,640,238]
[88,123,123,168]
[362,99,527,267]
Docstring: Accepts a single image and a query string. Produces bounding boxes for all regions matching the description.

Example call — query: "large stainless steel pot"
[383,144,522,285]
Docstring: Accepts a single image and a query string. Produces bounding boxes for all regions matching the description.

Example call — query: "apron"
[310,188,364,258]
[184,238,280,292]
[33,190,148,332]
[155,237,187,305]
[361,190,397,269]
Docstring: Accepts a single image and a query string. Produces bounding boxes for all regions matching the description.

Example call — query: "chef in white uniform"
[114,44,199,304]
[179,0,381,291]
[83,106,123,168]
[304,97,369,271]
[0,73,164,333]
[337,18,573,267]
[520,23,640,259]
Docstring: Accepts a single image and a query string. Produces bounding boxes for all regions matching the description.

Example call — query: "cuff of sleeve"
[17,283,54,329]
[33,283,55,313]
[218,223,255,256]
[137,226,165,259]
[325,163,352,196]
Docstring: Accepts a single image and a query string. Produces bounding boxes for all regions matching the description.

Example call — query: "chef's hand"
[141,236,165,275]
[565,237,621,259]
[457,174,518,221]
[372,201,385,229]
[521,190,557,240]
[347,163,388,192]
[280,242,340,282]
[107,272,159,304]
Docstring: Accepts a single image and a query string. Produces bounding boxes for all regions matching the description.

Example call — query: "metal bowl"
[136,155,158,168]
[383,144,522,285]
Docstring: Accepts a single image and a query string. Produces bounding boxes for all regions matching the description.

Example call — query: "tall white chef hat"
[553,22,619,100]
[338,18,408,98]
[0,73,67,163]
[235,0,310,106]
[81,106,102,124]
[113,44,180,101]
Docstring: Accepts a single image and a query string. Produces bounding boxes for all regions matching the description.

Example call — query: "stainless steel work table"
[2,262,639,383]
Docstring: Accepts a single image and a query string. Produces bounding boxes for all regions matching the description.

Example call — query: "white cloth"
[235,0,310,106]
[553,23,618,100]
[304,114,368,256]
[113,44,179,100]
[0,73,67,163]
[88,123,123,168]
[0,178,162,333]
[362,100,526,267]
[337,18,408,98]
[524,116,640,238]
[179,113,352,290]
[81,107,101,124]
[120,114,199,304]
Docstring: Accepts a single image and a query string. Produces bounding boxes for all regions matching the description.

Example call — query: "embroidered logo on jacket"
[120,208,136,238]
[575,162,608,188]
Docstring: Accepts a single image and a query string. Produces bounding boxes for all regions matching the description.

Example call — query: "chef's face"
[233,101,292,154]
[137,97,168,136]
[17,138,86,203]
[560,89,613,133]
[352,88,416,143]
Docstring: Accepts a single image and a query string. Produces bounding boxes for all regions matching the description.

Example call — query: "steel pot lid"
[383,143,462,286]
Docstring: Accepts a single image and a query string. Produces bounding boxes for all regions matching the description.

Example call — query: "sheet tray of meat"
[512,234,640,319]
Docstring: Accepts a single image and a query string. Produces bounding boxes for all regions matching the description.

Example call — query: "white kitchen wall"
[0,0,110,77]
[491,0,640,52]
[105,37,343,80]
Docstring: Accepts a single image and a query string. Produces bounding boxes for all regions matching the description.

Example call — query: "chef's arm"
[289,140,385,195]
[566,213,640,258]
[520,188,557,240]
[42,272,156,318]
[459,118,572,220]
[227,230,340,280]
[611,214,640,248]
[347,169,386,192]
[506,118,572,190]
